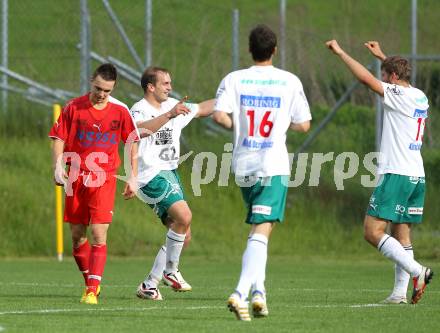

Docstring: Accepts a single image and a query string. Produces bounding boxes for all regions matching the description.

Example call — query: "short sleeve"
[174,102,199,129]
[121,107,140,143]
[48,102,72,141]
[382,82,403,113]
[130,105,145,123]
[214,76,234,114]
[290,83,311,124]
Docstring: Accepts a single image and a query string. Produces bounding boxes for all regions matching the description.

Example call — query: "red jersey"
[49,94,139,173]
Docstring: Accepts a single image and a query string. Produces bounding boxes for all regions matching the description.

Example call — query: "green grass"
[5,0,440,107]
[0,256,439,332]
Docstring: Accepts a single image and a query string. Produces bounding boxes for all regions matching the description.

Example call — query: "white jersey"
[130,97,199,186]
[215,65,311,177]
[379,82,429,177]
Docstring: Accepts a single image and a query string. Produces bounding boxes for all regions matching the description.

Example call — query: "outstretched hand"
[364,41,386,61]
[167,96,191,119]
[326,40,344,56]
[122,178,138,200]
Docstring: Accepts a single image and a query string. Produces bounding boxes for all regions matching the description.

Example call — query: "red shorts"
[64,171,116,224]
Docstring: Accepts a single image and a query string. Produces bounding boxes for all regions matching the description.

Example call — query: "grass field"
[0,256,438,333]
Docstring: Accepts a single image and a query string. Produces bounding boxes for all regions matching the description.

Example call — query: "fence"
[1,0,440,140]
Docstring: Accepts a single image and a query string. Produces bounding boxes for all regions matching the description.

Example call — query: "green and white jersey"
[130,97,198,186]
[214,65,311,177]
[379,82,429,177]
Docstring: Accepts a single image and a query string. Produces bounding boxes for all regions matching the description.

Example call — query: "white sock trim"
[167,229,186,242]
[249,233,268,245]
[377,235,391,251]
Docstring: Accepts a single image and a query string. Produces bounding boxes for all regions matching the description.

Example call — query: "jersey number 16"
[246,110,273,137]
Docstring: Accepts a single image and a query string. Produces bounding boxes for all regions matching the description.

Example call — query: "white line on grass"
[284,288,440,294]
[300,304,386,309]
[0,305,224,316]
[0,302,405,316]
[350,304,385,308]
[2,282,439,294]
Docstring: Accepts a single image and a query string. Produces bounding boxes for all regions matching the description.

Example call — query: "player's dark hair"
[381,56,411,82]
[92,63,118,81]
[249,24,277,62]
[141,66,170,92]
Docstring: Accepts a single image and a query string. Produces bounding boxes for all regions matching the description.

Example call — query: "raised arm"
[326,39,384,96]
[136,98,191,138]
[364,41,387,61]
[195,99,215,118]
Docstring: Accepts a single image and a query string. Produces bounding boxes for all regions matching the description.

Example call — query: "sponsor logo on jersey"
[110,120,121,130]
[131,109,141,117]
[252,205,272,215]
[155,128,173,145]
[387,85,404,96]
[240,95,281,108]
[77,119,88,127]
[242,138,273,149]
[395,204,406,215]
[408,207,423,215]
[240,79,287,86]
[93,123,102,132]
[76,130,118,147]
[413,109,428,118]
[408,142,422,150]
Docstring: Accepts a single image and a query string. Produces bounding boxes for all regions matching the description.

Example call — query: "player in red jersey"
[49,63,139,304]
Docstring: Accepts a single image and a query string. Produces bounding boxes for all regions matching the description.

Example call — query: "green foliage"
[0,97,52,139]
[306,104,376,154]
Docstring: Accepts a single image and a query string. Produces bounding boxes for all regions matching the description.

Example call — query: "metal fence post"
[80,0,91,95]
[102,0,144,71]
[1,0,8,114]
[232,9,239,71]
[411,0,417,86]
[145,0,152,67]
[279,0,286,69]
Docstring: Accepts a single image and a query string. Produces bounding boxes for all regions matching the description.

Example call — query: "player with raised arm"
[326,39,433,304]
[130,66,214,301]
[213,24,311,321]
[49,63,139,305]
